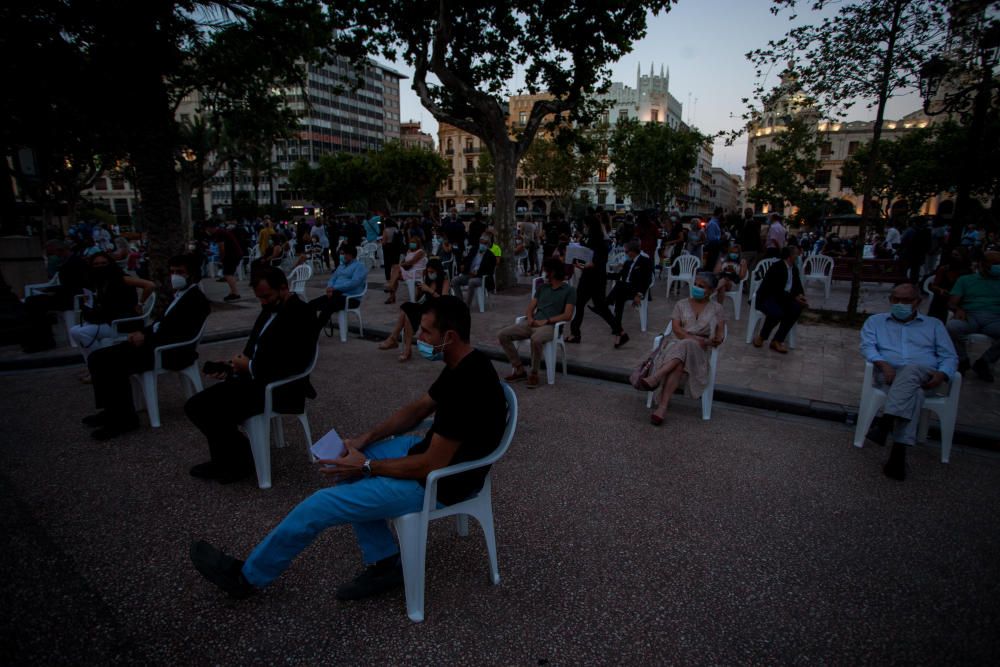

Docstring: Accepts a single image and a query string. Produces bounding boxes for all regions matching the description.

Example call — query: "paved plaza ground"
[2,297,1000,663]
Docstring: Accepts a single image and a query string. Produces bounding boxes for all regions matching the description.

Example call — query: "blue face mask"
[691,286,707,300]
[890,303,914,320]
[728,253,739,261]
[409,242,417,250]
[991,264,1000,277]
[339,255,346,264]
[417,337,447,362]
[479,244,489,253]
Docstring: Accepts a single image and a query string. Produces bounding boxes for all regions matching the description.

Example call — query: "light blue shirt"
[859,312,958,377]
[326,259,367,295]
[706,217,722,243]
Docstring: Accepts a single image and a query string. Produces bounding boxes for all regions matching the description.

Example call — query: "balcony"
[445,148,454,155]
[463,146,481,154]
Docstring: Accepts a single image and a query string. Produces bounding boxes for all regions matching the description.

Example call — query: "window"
[597,189,608,205]
[465,139,473,151]
[814,170,832,188]
[597,166,608,182]
[466,157,474,172]
[820,141,833,157]
[618,109,628,123]
[848,141,861,156]
[447,177,453,191]
[110,178,125,190]
[615,194,624,205]
[518,111,527,126]
[650,109,659,123]
[601,111,610,125]
[94,178,108,191]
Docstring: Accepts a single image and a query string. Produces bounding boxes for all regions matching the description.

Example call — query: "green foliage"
[839,126,943,218]
[747,115,824,213]
[607,118,703,209]
[521,134,601,215]
[466,150,496,203]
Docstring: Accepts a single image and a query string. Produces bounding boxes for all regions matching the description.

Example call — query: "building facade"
[435,123,487,214]
[400,121,435,151]
[710,167,743,215]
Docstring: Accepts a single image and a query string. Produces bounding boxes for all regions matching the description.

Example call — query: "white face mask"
[170,274,188,291]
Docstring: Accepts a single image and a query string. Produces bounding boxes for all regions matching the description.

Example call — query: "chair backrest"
[152,320,208,372]
[921,274,935,297]
[750,258,779,293]
[803,254,833,277]
[141,293,157,320]
[264,343,320,400]
[672,254,701,276]
[289,264,312,293]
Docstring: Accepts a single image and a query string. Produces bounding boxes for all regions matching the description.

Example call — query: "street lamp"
[918,19,1000,243]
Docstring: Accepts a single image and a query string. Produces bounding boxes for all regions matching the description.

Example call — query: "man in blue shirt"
[859,283,958,480]
[705,207,724,270]
[307,245,368,326]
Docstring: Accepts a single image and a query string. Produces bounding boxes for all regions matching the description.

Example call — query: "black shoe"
[216,466,254,485]
[614,332,630,349]
[883,442,906,481]
[564,335,581,344]
[958,358,971,374]
[190,540,257,599]
[335,557,403,601]
[972,358,994,383]
[190,462,225,479]
[223,294,241,302]
[90,419,139,441]
[81,412,108,427]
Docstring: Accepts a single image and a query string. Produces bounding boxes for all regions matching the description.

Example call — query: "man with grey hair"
[859,282,958,481]
[587,240,653,349]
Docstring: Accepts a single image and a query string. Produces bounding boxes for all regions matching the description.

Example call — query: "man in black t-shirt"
[190,296,508,602]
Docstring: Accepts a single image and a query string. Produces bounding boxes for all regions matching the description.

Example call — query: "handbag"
[629,336,670,390]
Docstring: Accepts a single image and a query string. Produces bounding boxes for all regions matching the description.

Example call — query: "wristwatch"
[362,459,373,476]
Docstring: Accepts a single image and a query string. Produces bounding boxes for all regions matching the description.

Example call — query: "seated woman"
[640,272,725,426]
[70,252,154,376]
[713,243,748,305]
[382,234,427,304]
[378,259,449,362]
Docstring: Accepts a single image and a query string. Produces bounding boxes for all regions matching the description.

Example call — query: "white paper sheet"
[310,428,346,461]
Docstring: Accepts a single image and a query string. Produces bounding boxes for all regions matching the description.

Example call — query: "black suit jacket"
[144,286,212,370]
[615,254,653,298]
[242,294,317,413]
[463,249,497,291]
[756,260,804,306]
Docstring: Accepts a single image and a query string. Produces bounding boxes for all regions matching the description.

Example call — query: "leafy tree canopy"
[607,118,704,209]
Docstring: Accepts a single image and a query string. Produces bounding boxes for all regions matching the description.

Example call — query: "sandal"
[398,350,411,362]
[377,340,398,350]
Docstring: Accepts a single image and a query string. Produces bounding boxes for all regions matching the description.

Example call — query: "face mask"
[426,272,438,281]
[261,300,281,315]
[170,274,188,290]
[417,338,446,362]
[479,244,488,253]
[990,264,1000,277]
[690,286,707,300]
[339,255,347,264]
[409,243,417,250]
[728,253,739,261]
[890,303,914,320]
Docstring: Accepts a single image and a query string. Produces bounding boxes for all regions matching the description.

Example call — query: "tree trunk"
[178,178,194,239]
[229,160,238,217]
[490,142,519,290]
[848,0,902,321]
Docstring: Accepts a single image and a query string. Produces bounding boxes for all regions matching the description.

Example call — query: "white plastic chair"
[723,277,746,321]
[476,270,496,313]
[242,345,319,489]
[802,254,834,300]
[24,273,60,297]
[745,291,797,348]
[324,283,367,343]
[665,255,700,298]
[748,258,779,299]
[390,382,518,622]
[110,293,157,342]
[644,321,727,420]
[853,361,962,463]
[359,242,379,271]
[513,315,567,385]
[607,279,650,332]
[288,264,312,297]
[130,321,207,428]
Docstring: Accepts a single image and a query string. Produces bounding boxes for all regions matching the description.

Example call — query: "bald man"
[859,283,958,481]
[946,250,1000,383]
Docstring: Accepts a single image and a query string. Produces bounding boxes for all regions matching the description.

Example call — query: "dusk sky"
[382,0,923,178]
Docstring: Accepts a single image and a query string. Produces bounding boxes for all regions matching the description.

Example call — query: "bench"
[831,258,907,283]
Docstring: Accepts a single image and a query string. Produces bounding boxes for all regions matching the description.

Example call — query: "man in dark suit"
[753,245,808,353]
[84,254,211,440]
[588,240,653,349]
[185,265,318,484]
[451,234,497,309]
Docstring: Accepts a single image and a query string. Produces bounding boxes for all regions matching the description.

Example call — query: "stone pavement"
[4,265,998,436]
[2,338,999,663]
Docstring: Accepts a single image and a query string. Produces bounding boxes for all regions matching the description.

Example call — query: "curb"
[5,322,998,451]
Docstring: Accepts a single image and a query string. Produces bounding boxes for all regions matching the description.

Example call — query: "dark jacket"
[143,286,212,370]
[755,260,804,306]
[614,253,653,298]
[462,248,497,291]
[242,294,318,413]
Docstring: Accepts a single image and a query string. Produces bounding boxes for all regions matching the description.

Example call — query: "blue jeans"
[242,435,426,588]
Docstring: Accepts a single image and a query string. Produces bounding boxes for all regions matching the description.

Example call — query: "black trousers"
[570,270,609,337]
[184,379,264,472]
[586,283,632,336]
[308,292,346,324]
[758,293,802,343]
[88,342,154,422]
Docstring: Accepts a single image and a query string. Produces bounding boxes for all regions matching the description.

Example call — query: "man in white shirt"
[765,214,786,259]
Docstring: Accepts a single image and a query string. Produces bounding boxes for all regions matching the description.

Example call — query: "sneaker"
[972,358,994,383]
[223,294,241,302]
[190,540,257,599]
[526,373,540,388]
[504,369,527,382]
[335,558,403,601]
